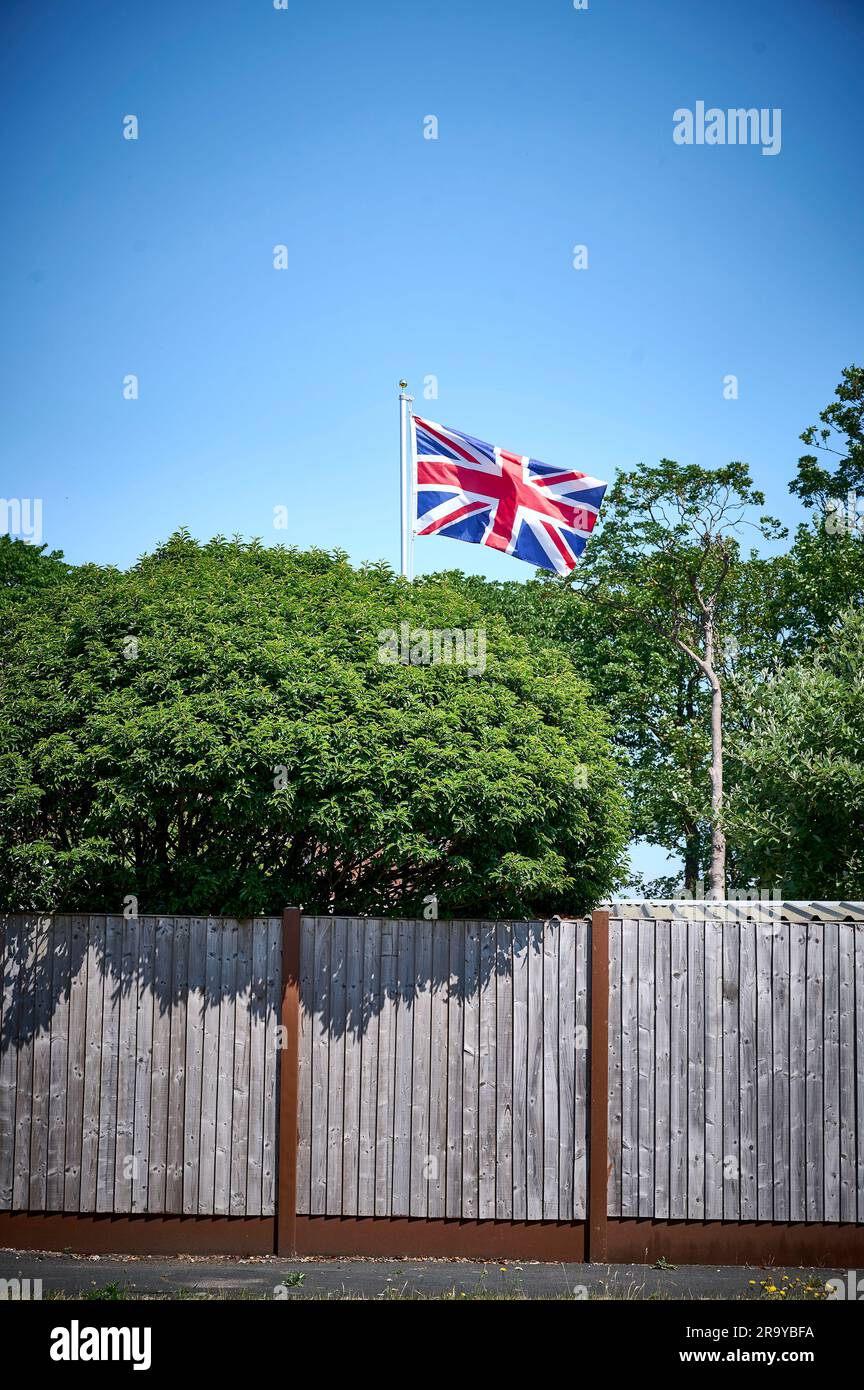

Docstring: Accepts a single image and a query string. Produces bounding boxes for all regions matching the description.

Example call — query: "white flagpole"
[398,380,410,579]
[407,394,417,582]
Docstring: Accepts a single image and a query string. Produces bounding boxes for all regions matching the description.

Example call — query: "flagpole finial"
[399,379,408,392]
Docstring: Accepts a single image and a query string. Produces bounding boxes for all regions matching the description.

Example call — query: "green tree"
[727,608,864,897]
[0,532,628,917]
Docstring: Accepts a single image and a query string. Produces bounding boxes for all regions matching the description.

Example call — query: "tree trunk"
[704,616,726,899]
[684,832,701,896]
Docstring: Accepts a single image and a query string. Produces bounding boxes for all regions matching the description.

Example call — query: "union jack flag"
[412,416,607,575]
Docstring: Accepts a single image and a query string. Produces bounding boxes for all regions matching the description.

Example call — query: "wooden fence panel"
[606,911,864,1222]
[0,914,279,1216]
[296,915,590,1221]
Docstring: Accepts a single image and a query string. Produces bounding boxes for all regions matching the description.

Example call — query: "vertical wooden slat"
[839,923,857,1223]
[261,916,281,1216]
[276,908,300,1253]
[771,920,790,1222]
[131,916,155,1214]
[669,917,688,1220]
[525,920,544,1221]
[12,920,36,1211]
[410,917,433,1217]
[620,918,638,1217]
[79,915,106,1213]
[588,910,609,1261]
[478,922,497,1219]
[164,916,189,1214]
[574,917,590,1220]
[147,917,174,1214]
[823,922,841,1222]
[789,920,807,1222]
[182,919,207,1215]
[704,915,723,1220]
[755,921,774,1221]
[856,925,864,1223]
[96,916,123,1213]
[428,921,449,1218]
[558,919,576,1222]
[357,919,380,1217]
[310,918,330,1216]
[342,917,364,1215]
[392,919,414,1217]
[805,920,824,1221]
[653,918,671,1221]
[494,921,513,1220]
[686,917,705,1219]
[29,917,52,1210]
[294,917,315,1217]
[542,917,559,1219]
[325,917,347,1215]
[637,917,655,1218]
[738,918,757,1219]
[113,915,138,1213]
[721,918,740,1220]
[0,917,22,1209]
[511,920,528,1220]
[461,921,480,1219]
[213,919,237,1216]
[444,921,463,1218]
[230,921,252,1215]
[196,918,222,1214]
[374,920,397,1216]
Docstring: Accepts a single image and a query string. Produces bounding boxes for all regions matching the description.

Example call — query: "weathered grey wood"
[213,920,236,1216]
[511,920,528,1220]
[444,921,463,1218]
[357,919,380,1217]
[721,920,740,1220]
[805,920,824,1221]
[525,920,544,1221]
[839,924,856,1223]
[96,917,123,1213]
[0,918,22,1208]
[788,922,807,1222]
[342,917,363,1215]
[653,919,671,1221]
[637,918,655,1219]
[410,918,433,1217]
[182,919,207,1215]
[606,918,622,1218]
[325,918,347,1215]
[669,918,688,1220]
[771,920,790,1222]
[428,922,449,1218]
[229,921,252,1215]
[542,918,559,1219]
[856,925,864,1223]
[12,920,36,1211]
[392,919,414,1217]
[620,918,639,1217]
[573,918,589,1220]
[28,918,52,1210]
[704,917,723,1220]
[823,923,841,1222]
[738,919,758,1219]
[495,920,513,1220]
[461,921,480,1219]
[164,916,188,1213]
[558,919,576,1221]
[295,917,315,1217]
[147,918,174,1214]
[755,921,774,1221]
[79,916,106,1212]
[131,917,155,1214]
[686,919,705,1218]
[113,915,138,1213]
[309,919,330,1216]
[196,918,222,1214]
[478,922,497,1219]
[374,921,397,1216]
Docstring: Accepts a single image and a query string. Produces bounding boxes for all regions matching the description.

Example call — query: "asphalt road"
[0,1250,840,1300]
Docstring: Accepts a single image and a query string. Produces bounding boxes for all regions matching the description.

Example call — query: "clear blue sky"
[2,0,862,882]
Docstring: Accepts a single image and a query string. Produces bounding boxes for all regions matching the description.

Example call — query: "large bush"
[0,533,628,917]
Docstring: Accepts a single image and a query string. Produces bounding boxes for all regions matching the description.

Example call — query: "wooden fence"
[295,916,590,1221]
[607,908,864,1224]
[0,914,281,1216]
[1,905,864,1260]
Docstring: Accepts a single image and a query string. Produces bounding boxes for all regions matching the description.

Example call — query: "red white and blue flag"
[412,415,607,575]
